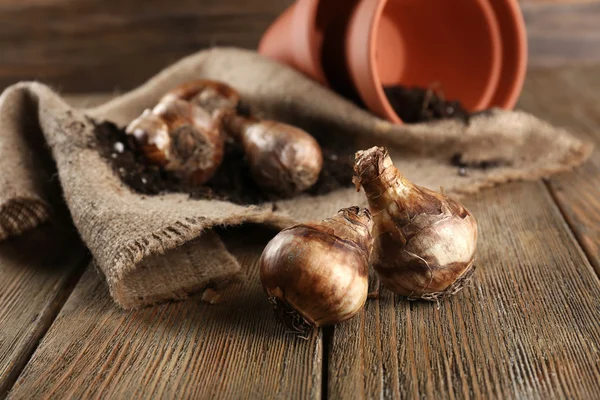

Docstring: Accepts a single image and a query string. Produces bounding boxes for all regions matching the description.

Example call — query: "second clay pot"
[259,0,527,124]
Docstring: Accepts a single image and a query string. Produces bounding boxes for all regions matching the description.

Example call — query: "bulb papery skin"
[260,207,373,334]
[354,147,478,300]
[125,109,172,166]
[227,115,323,196]
[125,95,225,186]
[160,79,241,121]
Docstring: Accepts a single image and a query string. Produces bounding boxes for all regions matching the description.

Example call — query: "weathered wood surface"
[0,223,87,397]
[0,0,292,93]
[327,66,600,399]
[7,227,322,399]
[518,65,600,274]
[522,1,600,67]
[328,181,600,399]
[1,0,600,92]
[4,66,600,399]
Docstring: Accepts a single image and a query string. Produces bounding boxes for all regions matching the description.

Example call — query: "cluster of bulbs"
[124,80,478,336]
[125,80,323,196]
[260,146,478,335]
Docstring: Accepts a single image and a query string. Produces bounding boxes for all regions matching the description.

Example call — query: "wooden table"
[1,65,600,399]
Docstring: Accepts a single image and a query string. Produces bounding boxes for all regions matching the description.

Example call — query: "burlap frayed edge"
[0,197,50,241]
[107,209,295,309]
[101,133,592,309]
[449,141,593,197]
[94,257,244,309]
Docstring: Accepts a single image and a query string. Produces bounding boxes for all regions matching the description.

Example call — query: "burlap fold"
[0,48,592,309]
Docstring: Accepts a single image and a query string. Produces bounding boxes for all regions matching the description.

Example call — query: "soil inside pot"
[384,85,471,124]
[93,121,355,205]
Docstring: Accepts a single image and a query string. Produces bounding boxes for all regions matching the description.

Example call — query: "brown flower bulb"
[124,109,171,166]
[226,114,323,196]
[126,96,224,185]
[353,147,478,300]
[260,207,373,335]
[160,79,241,121]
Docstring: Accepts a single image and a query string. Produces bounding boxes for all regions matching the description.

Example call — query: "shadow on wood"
[7,224,322,399]
[0,222,82,272]
[0,222,88,397]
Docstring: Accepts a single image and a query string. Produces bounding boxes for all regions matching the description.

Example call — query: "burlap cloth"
[0,48,592,309]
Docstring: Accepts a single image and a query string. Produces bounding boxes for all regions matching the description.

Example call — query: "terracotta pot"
[259,0,527,124]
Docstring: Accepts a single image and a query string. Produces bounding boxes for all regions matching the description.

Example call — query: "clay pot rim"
[293,0,328,85]
[354,0,503,124]
[496,0,528,109]
[366,0,399,123]
[260,0,528,123]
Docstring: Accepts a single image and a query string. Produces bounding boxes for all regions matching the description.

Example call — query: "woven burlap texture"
[0,48,592,309]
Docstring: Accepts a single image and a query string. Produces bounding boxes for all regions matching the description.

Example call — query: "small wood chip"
[201,288,223,305]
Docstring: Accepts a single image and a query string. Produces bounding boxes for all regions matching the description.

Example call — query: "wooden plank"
[1,0,600,92]
[7,226,322,399]
[0,0,293,93]
[328,181,600,399]
[0,222,87,397]
[523,2,600,67]
[518,65,600,274]
[7,66,600,398]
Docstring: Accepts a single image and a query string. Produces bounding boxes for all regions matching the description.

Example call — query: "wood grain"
[328,181,600,399]
[523,2,600,67]
[0,223,87,397]
[518,65,600,275]
[6,66,600,399]
[1,0,600,92]
[0,0,292,93]
[7,227,322,399]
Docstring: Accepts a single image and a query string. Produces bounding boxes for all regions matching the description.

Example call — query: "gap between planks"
[326,65,600,399]
[545,182,600,276]
[7,226,323,399]
[328,180,600,399]
[5,65,600,399]
[0,222,89,399]
[518,64,600,276]
[8,183,600,398]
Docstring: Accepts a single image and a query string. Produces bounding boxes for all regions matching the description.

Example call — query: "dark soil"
[93,121,355,205]
[384,85,471,124]
[450,153,503,170]
[450,152,506,177]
